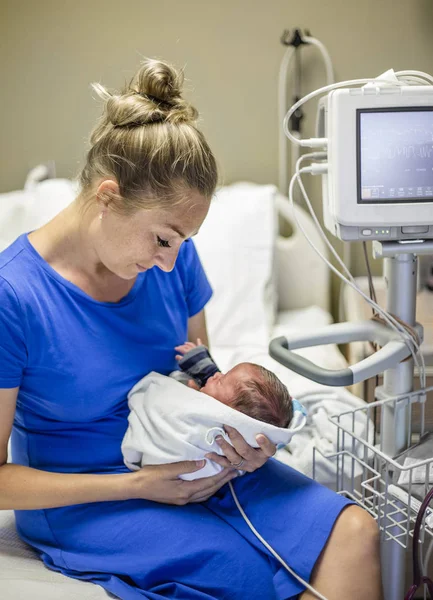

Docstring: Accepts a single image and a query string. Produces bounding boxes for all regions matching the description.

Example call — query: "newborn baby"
[121,341,306,481]
[174,340,293,428]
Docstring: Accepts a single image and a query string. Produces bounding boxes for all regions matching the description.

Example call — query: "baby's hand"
[175,338,203,361]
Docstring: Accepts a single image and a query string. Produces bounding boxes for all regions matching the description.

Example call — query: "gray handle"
[269,336,354,386]
[269,319,418,386]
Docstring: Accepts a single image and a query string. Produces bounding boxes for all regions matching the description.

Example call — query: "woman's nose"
[154,247,179,272]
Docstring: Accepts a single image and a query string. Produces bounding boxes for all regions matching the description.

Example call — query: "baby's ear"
[187,379,200,390]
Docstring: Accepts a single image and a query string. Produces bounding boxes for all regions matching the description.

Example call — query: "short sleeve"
[0,276,27,388]
[177,240,213,318]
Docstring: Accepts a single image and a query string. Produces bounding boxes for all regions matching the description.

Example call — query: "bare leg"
[299,505,384,600]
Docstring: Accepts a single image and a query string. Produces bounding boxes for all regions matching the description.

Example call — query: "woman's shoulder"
[0,234,27,270]
[0,234,44,304]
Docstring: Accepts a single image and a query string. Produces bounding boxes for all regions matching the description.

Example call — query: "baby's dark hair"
[232,364,293,428]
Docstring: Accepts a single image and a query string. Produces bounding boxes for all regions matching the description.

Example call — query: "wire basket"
[312,385,433,550]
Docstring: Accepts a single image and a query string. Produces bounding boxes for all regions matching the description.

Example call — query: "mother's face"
[94,189,210,280]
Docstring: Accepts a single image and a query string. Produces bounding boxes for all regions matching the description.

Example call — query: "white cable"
[294,155,355,283]
[291,158,424,371]
[290,165,426,388]
[228,481,329,600]
[294,162,427,388]
[395,70,433,85]
[282,75,424,148]
[278,45,295,195]
[291,165,425,378]
[398,76,431,86]
[292,165,426,384]
[303,36,334,85]
[278,34,334,196]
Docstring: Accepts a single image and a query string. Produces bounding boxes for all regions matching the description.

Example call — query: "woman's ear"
[96,179,120,211]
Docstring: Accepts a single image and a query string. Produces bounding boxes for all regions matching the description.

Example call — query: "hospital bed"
[0,173,365,599]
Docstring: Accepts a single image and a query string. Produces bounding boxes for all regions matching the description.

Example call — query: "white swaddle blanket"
[121,372,307,480]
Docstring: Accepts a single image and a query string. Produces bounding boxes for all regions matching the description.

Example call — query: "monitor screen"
[357,107,433,203]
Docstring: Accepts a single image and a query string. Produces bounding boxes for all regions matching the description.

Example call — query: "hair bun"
[133,58,183,104]
[92,58,198,129]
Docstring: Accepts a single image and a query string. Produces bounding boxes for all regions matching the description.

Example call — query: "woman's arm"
[188,309,209,347]
[0,461,239,510]
[0,463,136,510]
[0,388,237,509]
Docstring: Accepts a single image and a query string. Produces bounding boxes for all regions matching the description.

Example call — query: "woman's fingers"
[165,459,208,477]
[175,342,196,352]
[223,426,253,457]
[204,451,234,469]
[255,433,277,458]
[208,426,277,473]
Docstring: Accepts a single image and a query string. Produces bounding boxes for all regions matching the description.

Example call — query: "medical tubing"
[423,535,433,579]
[294,159,419,351]
[302,36,334,84]
[294,168,427,387]
[283,74,432,148]
[395,70,433,85]
[278,45,295,195]
[292,160,425,370]
[404,488,433,600]
[399,76,433,86]
[278,36,334,196]
[294,155,355,283]
[289,167,426,387]
[284,78,404,147]
[423,534,433,578]
[228,481,329,600]
[291,167,426,387]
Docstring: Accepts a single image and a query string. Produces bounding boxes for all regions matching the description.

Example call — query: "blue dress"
[0,234,353,600]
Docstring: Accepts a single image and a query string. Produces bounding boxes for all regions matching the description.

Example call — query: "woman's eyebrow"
[166,224,199,238]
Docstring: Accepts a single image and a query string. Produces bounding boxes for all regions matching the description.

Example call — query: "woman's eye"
[157,236,171,248]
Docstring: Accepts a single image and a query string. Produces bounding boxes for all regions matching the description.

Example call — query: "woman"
[0,58,383,599]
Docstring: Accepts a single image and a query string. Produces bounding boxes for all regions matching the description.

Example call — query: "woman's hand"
[127,460,238,505]
[204,426,276,473]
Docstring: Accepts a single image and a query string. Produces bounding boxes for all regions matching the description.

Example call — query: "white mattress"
[0,306,348,599]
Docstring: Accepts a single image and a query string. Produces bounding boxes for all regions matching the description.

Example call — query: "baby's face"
[200,363,254,406]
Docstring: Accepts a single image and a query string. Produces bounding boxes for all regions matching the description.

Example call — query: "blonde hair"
[79,58,218,214]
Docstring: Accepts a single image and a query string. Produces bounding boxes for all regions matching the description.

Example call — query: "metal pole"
[382,253,417,456]
[380,252,417,600]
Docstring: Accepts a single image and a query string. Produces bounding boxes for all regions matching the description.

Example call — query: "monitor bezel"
[356,106,433,205]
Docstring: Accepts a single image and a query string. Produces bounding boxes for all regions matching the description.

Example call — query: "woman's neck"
[28,196,136,301]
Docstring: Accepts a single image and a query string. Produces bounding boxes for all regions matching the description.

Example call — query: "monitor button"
[401,226,429,234]
[362,229,372,236]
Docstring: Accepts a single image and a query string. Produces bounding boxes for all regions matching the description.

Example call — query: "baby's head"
[200,363,293,428]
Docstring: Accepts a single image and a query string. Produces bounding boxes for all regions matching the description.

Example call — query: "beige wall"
[1,0,433,286]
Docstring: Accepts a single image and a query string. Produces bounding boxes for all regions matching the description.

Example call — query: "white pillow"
[194,182,277,349]
[0,178,78,252]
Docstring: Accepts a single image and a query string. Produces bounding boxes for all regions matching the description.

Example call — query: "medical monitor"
[358,108,433,204]
[320,87,433,241]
